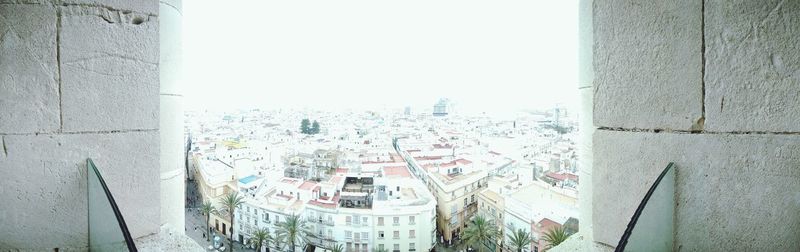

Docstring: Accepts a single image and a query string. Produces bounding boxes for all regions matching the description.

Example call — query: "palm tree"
[277,214,308,252]
[542,226,570,250]
[249,228,272,252]
[459,215,499,252]
[507,228,532,252]
[199,202,217,242]
[330,244,344,252]
[219,192,245,251]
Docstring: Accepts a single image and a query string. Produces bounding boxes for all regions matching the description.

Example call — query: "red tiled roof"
[537,218,562,233]
[329,175,344,184]
[335,168,349,174]
[299,181,317,190]
[545,172,579,182]
[383,166,412,178]
[414,156,443,161]
[308,193,340,209]
[455,158,472,165]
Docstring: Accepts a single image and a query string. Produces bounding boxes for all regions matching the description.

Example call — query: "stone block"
[0,131,160,250]
[593,130,800,250]
[60,14,159,132]
[61,0,159,15]
[593,0,703,130]
[0,4,59,134]
[704,0,800,132]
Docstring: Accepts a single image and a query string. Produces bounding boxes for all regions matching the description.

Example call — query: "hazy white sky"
[183,0,579,114]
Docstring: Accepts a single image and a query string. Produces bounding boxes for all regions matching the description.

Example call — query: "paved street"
[185,178,255,252]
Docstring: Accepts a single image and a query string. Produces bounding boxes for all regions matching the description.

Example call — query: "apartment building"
[235,165,436,252]
[398,140,491,243]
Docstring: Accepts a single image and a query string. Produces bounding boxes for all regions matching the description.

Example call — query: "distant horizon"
[183,0,579,116]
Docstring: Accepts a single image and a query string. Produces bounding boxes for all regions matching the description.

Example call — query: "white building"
[235,165,437,252]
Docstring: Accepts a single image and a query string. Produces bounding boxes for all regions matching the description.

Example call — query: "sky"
[183,0,579,115]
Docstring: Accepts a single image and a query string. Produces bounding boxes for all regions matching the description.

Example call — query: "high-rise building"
[433,98,450,117]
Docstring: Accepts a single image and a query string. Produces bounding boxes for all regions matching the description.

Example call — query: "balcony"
[310,218,335,226]
[550,164,675,252]
[87,158,137,251]
[88,159,202,251]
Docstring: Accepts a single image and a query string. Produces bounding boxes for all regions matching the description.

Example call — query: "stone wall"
[592,0,800,251]
[0,0,160,250]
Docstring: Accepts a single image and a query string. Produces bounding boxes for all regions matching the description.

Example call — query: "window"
[345,231,352,239]
[346,216,352,225]
[393,231,399,239]
[409,230,415,238]
[347,242,353,251]
[409,243,416,252]
[362,232,368,240]
[378,217,384,226]
[254,209,257,215]
[353,215,360,225]
[378,244,384,250]
[263,213,269,222]
[409,216,415,224]
[354,232,360,242]
[464,198,468,207]
[396,186,400,191]
[254,218,257,225]
[247,206,250,213]
[393,244,400,252]
[378,231,385,239]
[393,217,399,225]
[362,217,368,225]
[471,194,475,203]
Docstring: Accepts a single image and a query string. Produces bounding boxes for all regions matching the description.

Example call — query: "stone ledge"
[548,232,615,252]
[135,231,204,252]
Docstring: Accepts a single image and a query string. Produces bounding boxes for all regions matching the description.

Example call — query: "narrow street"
[186,178,255,251]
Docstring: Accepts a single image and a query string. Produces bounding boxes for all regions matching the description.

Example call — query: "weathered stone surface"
[593,130,800,250]
[0,4,59,133]
[61,0,159,15]
[593,0,703,130]
[705,0,800,132]
[60,13,159,132]
[135,229,204,252]
[159,94,184,230]
[159,1,182,96]
[0,131,160,250]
